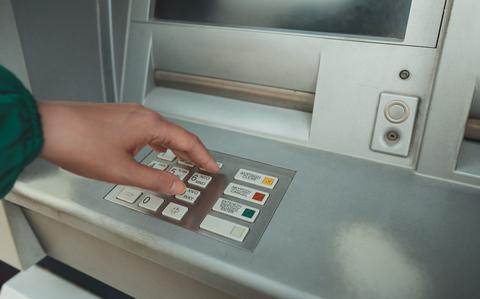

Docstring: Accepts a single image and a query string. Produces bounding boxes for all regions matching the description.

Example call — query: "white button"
[200,162,223,172]
[224,183,269,205]
[157,149,176,161]
[162,202,188,221]
[188,173,212,189]
[234,169,278,189]
[148,160,169,171]
[138,194,164,212]
[178,160,194,167]
[175,188,201,204]
[167,166,190,180]
[200,215,249,242]
[212,198,259,223]
[384,101,409,123]
[116,187,142,204]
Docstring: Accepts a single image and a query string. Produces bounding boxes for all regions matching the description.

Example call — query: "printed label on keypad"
[234,169,278,189]
[148,160,169,171]
[168,166,190,180]
[178,160,194,167]
[177,160,195,167]
[157,149,176,162]
[200,214,249,242]
[116,187,142,203]
[213,198,259,223]
[139,194,164,212]
[162,202,188,221]
[188,173,212,188]
[175,188,201,204]
[224,183,269,205]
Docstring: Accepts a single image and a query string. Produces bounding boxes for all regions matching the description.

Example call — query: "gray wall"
[0,0,30,87]
[11,0,130,102]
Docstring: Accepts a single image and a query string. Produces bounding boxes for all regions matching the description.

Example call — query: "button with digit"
[188,172,212,189]
[138,194,164,212]
[148,160,169,171]
[175,188,201,204]
[168,166,190,180]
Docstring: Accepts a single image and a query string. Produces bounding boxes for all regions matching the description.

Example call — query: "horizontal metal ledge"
[465,118,480,141]
[154,70,314,113]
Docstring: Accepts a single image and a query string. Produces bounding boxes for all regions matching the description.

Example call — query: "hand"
[37,101,219,195]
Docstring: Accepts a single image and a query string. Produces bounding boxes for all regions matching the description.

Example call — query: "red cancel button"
[252,192,266,202]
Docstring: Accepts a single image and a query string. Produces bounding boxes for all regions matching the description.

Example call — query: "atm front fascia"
[3,0,480,298]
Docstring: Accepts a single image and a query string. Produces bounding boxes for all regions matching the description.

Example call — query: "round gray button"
[384,101,409,123]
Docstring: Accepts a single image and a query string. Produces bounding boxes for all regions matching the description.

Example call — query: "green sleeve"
[0,65,44,198]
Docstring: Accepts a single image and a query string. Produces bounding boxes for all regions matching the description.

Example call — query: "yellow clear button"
[234,169,278,189]
[262,177,275,186]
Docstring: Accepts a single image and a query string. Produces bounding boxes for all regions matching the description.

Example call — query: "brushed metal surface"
[104,150,295,251]
[154,70,315,112]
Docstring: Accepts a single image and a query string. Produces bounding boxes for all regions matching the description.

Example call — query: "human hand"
[37,101,219,195]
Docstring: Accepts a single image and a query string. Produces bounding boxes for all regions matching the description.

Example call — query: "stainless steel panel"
[154,70,315,112]
[104,150,295,251]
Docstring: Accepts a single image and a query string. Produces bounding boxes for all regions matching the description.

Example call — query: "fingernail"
[170,180,186,195]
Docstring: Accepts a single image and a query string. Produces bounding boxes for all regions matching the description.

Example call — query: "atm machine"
[1,0,480,298]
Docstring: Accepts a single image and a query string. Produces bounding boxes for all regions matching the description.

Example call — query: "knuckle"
[137,109,159,127]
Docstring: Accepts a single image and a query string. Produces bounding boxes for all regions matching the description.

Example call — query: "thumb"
[119,159,186,195]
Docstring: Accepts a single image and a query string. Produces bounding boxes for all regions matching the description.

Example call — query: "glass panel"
[154,0,413,39]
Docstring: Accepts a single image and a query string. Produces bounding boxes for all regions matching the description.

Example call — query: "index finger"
[151,121,219,173]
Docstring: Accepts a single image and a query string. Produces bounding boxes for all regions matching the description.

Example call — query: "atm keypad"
[167,166,190,180]
[138,194,164,212]
[156,149,176,161]
[162,202,188,221]
[116,188,142,204]
[104,150,295,251]
[187,172,212,189]
[175,188,201,204]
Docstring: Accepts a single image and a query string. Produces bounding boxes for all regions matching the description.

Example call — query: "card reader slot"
[154,70,314,113]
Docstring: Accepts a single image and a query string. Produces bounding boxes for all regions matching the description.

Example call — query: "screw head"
[399,70,410,80]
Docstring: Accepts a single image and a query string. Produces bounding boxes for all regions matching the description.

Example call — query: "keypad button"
[224,183,269,205]
[175,188,201,204]
[234,169,278,189]
[157,149,176,162]
[148,160,169,171]
[168,166,190,180]
[188,173,212,189]
[200,215,249,242]
[200,161,223,172]
[116,187,142,204]
[212,198,259,223]
[178,160,194,167]
[162,202,188,221]
[138,194,164,212]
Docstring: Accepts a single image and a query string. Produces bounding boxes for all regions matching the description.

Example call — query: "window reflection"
[154,0,412,39]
